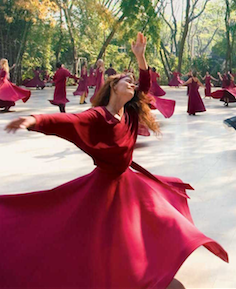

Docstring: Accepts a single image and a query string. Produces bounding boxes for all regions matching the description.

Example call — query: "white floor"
[1,86,236,288]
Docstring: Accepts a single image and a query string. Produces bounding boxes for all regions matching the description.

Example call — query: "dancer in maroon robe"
[0,58,31,112]
[3,33,228,289]
[182,70,206,115]
[148,67,175,119]
[24,67,45,89]
[201,72,218,98]
[87,65,96,87]
[90,59,105,102]
[105,63,117,77]
[150,67,166,96]
[49,63,77,113]
[168,70,184,87]
[212,73,236,106]
[73,62,89,104]
[185,70,192,95]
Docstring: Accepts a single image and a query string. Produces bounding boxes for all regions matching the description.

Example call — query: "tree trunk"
[13,21,31,84]
[160,41,171,72]
[225,0,231,71]
[96,14,126,61]
[55,9,63,63]
[177,0,190,73]
[63,7,78,74]
[160,49,170,80]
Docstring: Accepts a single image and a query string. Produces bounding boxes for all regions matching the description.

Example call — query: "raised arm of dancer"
[181,78,192,86]
[197,79,205,87]
[5,110,98,145]
[210,75,218,81]
[217,72,223,81]
[131,32,148,71]
[9,63,16,71]
[131,32,150,93]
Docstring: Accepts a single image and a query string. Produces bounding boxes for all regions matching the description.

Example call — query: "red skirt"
[0,166,228,289]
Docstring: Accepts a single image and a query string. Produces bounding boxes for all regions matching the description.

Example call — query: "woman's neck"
[106,103,124,118]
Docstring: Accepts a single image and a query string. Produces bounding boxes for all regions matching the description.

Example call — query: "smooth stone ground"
[1,85,235,288]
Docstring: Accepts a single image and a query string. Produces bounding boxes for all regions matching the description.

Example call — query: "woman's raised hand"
[131,32,147,58]
[4,116,36,133]
[131,32,148,70]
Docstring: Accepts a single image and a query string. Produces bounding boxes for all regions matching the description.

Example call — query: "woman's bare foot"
[166,278,186,289]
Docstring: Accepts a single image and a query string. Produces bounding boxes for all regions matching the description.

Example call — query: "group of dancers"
[168,68,236,108]
[0,32,229,289]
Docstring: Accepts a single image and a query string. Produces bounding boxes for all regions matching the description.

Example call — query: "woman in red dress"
[3,33,228,289]
[87,65,96,87]
[150,67,166,96]
[148,67,175,119]
[212,73,236,106]
[24,67,45,89]
[201,71,218,98]
[49,62,78,113]
[168,70,184,87]
[73,62,89,104]
[0,58,31,112]
[90,59,105,102]
[182,70,206,115]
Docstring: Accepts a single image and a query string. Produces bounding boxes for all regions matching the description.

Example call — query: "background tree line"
[1,0,236,84]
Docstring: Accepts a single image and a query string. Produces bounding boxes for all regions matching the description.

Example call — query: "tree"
[159,0,210,73]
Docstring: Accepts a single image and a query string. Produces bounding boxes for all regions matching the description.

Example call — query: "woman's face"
[113,76,136,102]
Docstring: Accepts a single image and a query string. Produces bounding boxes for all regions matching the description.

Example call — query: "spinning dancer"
[3,33,228,289]
[182,70,206,115]
[0,58,30,112]
[49,63,78,113]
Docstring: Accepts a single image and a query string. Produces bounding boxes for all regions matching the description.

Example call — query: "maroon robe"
[205,76,211,96]
[150,71,166,96]
[0,69,31,108]
[148,71,175,118]
[24,69,45,89]
[90,68,105,102]
[0,69,228,289]
[49,67,76,106]
[211,87,236,103]
[187,79,206,114]
[87,67,96,86]
[73,68,89,97]
[168,72,184,86]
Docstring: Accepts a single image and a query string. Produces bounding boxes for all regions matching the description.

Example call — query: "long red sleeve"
[138,68,151,94]
[29,109,99,147]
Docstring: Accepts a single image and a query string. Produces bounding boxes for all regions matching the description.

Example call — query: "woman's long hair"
[0,58,9,73]
[92,73,159,133]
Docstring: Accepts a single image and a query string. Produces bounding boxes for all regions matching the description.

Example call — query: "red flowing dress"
[90,68,105,102]
[24,69,45,89]
[211,86,236,104]
[49,67,77,106]
[168,72,184,86]
[187,79,206,114]
[150,71,166,96]
[87,67,96,86]
[0,69,31,108]
[148,71,175,119]
[0,69,228,289]
[73,68,89,97]
[205,76,211,97]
